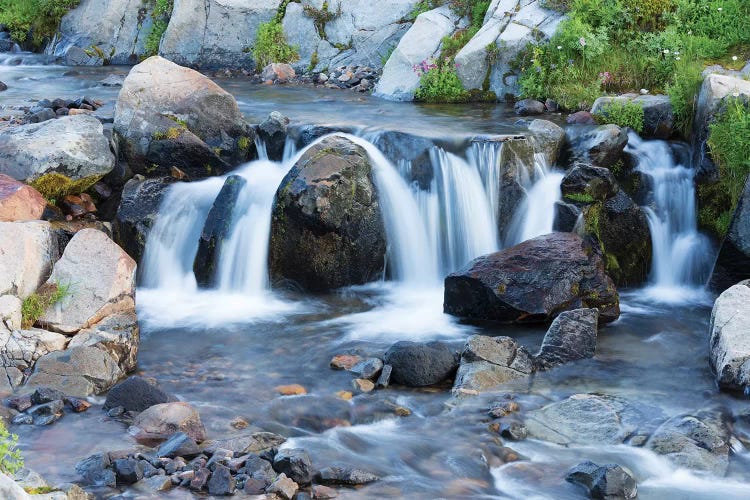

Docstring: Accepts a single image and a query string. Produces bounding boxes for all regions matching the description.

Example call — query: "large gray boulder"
[534,308,598,370]
[709,177,750,291]
[0,328,68,391]
[528,119,565,165]
[47,0,156,65]
[0,115,115,188]
[709,280,750,391]
[373,6,460,101]
[269,136,386,291]
[25,345,124,397]
[455,0,564,99]
[0,221,59,299]
[67,312,140,374]
[591,94,674,139]
[114,56,253,178]
[452,336,533,394]
[38,229,136,334]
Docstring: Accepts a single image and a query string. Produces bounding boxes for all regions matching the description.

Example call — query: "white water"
[626,132,713,302]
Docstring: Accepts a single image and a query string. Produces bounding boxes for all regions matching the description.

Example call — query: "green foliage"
[143,0,173,57]
[666,54,703,137]
[414,59,469,103]
[252,20,299,68]
[0,421,22,475]
[0,0,80,48]
[565,192,595,203]
[594,100,645,132]
[21,282,71,329]
[408,0,443,20]
[303,1,340,40]
[380,46,395,66]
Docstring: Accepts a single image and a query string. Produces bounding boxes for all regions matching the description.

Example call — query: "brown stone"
[275,384,307,396]
[0,174,46,222]
[352,379,374,393]
[330,354,361,370]
[131,402,207,444]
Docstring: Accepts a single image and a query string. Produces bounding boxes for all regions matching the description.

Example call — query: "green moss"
[302,1,340,40]
[21,282,71,329]
[565,192,595,203]
[308,50,319,72]
[253,20,299,68]
[24,487,57,495]
[30,173,101,201]
[593,100,644,133]
[237,136,251,152]
[143,0,173,58]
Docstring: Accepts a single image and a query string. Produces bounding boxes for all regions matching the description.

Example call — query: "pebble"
[330,354,361,370]
[275,384,307,396]
[352,379,375,393]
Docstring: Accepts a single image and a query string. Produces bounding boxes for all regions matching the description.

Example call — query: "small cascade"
[504,153,564,247]
[626,132,713,297]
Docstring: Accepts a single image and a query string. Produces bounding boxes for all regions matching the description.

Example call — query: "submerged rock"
[269,135,386,291]
[131,402,207,444]
[315,466,379,485]
[534,308,598,370]
[444,233,620,324]
[709,280,750,391]
[566,461,637,500]
[709,177,750,291]
[383,341,458,387]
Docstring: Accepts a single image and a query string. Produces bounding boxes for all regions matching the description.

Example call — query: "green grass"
[0,0,80,49]
[594,100,645,132]
[0,422,22,475]
[21,282,71,329]
[252,20,299,69]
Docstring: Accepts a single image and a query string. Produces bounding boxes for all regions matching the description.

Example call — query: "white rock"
[0,472,30,500]
[709,280,750,390]
[38,229,135,334]
[0,295,22,332]
[0,221,59,299]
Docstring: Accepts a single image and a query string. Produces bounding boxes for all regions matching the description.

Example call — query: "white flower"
[557,45,563,50]
[718,7,722,11]
[675,56,681,60]
[733,92,740,97]
[579,37,586,47]
[732,56,738,61]
[640,89,649,95]
[663,49,670,54]
[674,51,680,56]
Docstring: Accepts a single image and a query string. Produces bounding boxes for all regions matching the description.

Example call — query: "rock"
[497,421,528,441]
[493,138,538,239]
[0,175,46,222]
[143,475,173,492]
[276,384,307,396]
[444,233,620,323]
[113,458,144,485]
[352,378,375,393]
[566,461,637,499]
[258,112,290,161]
[0,221,59,299]
[645,410,730,475]
[131,402,207,444]
[207,463,235,495]
[709,281,750,391]
[0,328,68,391]
[561,164,619,202]
[267,472,298,500]
[351,358,383,380]
[453,336,533,393]
[591,94,673,139]
[26,346,123,397]
[0,82,6,92]
[534,309,598,370]
[553,201,581,232]
[103,376,175,413]
[383,341,458,387]
[0,472,31,499]
[315,466,378,485]
[193,175,246,287]
[376,364,392,388]
[261,63,296,83]
[113,176,175,263]
[38,229,135,333]
[514,99,545,116]
[190,467,210,490]
[273,448,313,485]
[202,432,286,456]
[76,453,116,487]
[30,387,65,405]
[99,74,126,87]
[0,115,114,192]
[373,6,459,101]
[113,56,252,178]
[0,295,22,331]
[312,484,338,499]
[709,177,750,291]
[269,136,386,291]
[156,432,201,459]
[568,111,596,125]
[528,120,565,165]
[570,125,629,169]
[330,354,361,370]
[525,394,638,445]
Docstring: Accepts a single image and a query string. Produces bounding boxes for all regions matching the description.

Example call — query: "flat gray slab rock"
[0,221,59,299]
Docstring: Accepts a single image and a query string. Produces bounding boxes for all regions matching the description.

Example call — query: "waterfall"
[625,132,713,297]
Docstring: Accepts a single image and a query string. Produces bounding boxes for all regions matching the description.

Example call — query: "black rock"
[351,358,384,380]
[28,400,64,418]
[244,453,276,482]
[104,376,176,413]
[553,201,581,232]
[0,81,6,92]
[561,163,619,202]
[113,458,144,485]
[566,461,637,499]
[76,453,116,487]
[207,463,236,495]
[51,98,69,109]
[243,477,268,494]
[190,467,211,490]
[107,406,125,418]
[273,448,313,485]
[534,308,599,370]
[709,176,750,292]
[514,98,545,116]
[31,387,66,405]
[383,341,458,387]
[157,432,201,459]
[11,414,33,425]
[376,364,392,388]
[30,109,56,123]
[258,111,290,161]
[33,413,62,426]
[498,421,528,441]
[315,466,379,485]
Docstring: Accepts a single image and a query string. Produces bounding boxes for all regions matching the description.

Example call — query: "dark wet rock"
[514,99,545,116]
[315,466,379,485]
[206,448,233,470]
[645,409,730,475]
[351,358,384,380]
[709,280,750,390]
[65,396,91,413]
[567,111,596,125]
[553,201,581,232]
[11,413,33,425]
[383,341,458,387]
[566,461,637,499]
[495,139,537,237]
[258,111,290,161]
[202,432,286,456]
[453,336,533,393]
[190,467,210,490]
[528,119,565,165]
[6,394,32,412]
[113,457,144,485]
[0,81,6,92]
[207,463,235,495]
[267,472,298,500]
[376,364,392,388]
[76,453,116,487]
[107,406,125,418]
[534,308,598,370]
[269,135,386,291]
[243,477,268,494]
[104,376,176,413]
[709,177,750,292]
[30,387,66,405]
[444,233,620,324]
[244,453,276,481]
[273,448,313,485]
[157,432,202,459]
[131,402,207,444]
[498,421,528,441]
[569,125,629,169]
[113,176,175,263]
[193,174,246,287]
[312,484,339,499]
[561,164,619,203]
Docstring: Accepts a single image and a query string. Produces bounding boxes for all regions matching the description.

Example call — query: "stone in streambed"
[76,453,116,487]
[315,466,379,485]
[350,358,383,380]
[566,461,637,499]
[709,177,750,292]
[452,336,533,394]
[267,472,298,500]
[258,111,290,161]
[273,448,313,485]
[561,164,619,203]
[514,99,545,116]
[104,376,176,413]
[202,432,286,456]
[383,341,458,387]
[534,309,598,370]
[207,463,235,495]
[376,364,392,388]
[131,402,207,444]
[157,432,201,459]
[26,346,124,397]
[709,280,750,391]
[330,354,361,370]
[113,458,144,485]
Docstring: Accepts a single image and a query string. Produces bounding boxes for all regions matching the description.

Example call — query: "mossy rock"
[30,173,102,201]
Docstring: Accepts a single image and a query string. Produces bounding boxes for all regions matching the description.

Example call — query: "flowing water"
[4,55,747,499]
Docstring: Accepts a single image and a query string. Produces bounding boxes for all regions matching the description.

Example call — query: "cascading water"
[626,132,713,300]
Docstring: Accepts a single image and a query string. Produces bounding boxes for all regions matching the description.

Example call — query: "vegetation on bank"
[593,100,645,133]
[0,421,23,475]
[21,282,71,329]
[143,0,173,57]
[0,0,80,49]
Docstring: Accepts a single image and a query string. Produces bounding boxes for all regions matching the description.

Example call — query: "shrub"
[252,20,299,68]
[0,0,80,48]
[666,54,702,137]
[21,282,71,328]
[143,0,173,57]
[413,58,469,103]
[594,100,645,132]
[0,422,22,475]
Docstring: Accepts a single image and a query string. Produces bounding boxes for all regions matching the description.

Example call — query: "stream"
[3,55,748,499]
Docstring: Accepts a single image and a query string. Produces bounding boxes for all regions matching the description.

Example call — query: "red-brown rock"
[0,174,46,222]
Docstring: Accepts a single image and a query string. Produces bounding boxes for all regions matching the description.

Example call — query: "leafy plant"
[666,53,703,137]
[594,100,645,132]
[413,58,469,103]
[0,422,23,475]
[21,282,72,329]
[0,0,80,48]
[252,20,299,68]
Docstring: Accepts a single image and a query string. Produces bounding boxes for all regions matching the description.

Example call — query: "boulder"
[76,453,116,487]
[0,472,31,500]
[455,0,564,99]
[514,99,545,116]
[591,94,673,139]
[314,466,379,486]
[0,175,46,222]
[528,120,565,165]
[113,176,175,263]
[38,229,135,333]
[113,56,253,178]
[709,280,750,391]
[273,449,313,486]
[0,328,68,391]
[709,177,750,291]
[261,63,296,84]
[561,164,619,203]
[534,308,598,370]
[495,138,537,238]
[258,112,290,162]
[0,221,59,299]
[66,312,139,373]
[569,124,629,169]
[645,410,730,475]
[452,336,533,393]
[104,376,175,413]
[0,295,22,331]
[0,115,114,195]
[269,136,386,291]
[383,341,457,387]
[25,345,123,397]
[567,111,596,125]
[193,175,246,287]
[566,461,637,500]
[553,200,581,232]
[373,6,459,101]
[444,233,620,323]
[130,402,207,444]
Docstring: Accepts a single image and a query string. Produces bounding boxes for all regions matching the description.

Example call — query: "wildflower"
[663,49,670,54]
[640,89,649,95]
[674,51,680,56]
[718,7,722,11]
[733,92,740,97]
[579,37,586,47]
[732,56,738,61]
[557,45,562,50]
[675,56,681,60]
